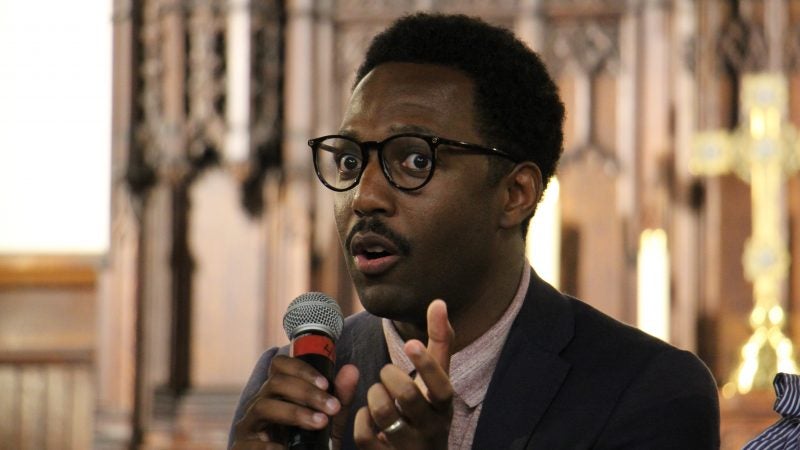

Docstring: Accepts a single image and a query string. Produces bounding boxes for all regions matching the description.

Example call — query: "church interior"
[2,0,800,448]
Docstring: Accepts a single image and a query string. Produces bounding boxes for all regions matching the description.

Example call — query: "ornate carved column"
[95,0,148,447]
[100,0,285,448]
[539,0,629,321]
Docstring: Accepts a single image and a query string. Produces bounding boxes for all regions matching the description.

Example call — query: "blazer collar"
[472,267,574,449]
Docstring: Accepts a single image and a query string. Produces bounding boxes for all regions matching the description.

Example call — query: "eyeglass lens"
[314,136,434,190]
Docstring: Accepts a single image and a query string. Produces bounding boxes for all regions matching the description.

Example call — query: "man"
[230,13,720,449]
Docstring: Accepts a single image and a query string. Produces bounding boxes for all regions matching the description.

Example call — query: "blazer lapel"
[472,269,574,450]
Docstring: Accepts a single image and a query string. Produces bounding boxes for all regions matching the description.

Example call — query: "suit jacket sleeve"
[593,348,720,449]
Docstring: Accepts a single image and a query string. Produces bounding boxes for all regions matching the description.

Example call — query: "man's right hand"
[231,356,359,449]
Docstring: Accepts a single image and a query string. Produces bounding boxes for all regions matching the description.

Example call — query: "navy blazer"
[230,269,720,449]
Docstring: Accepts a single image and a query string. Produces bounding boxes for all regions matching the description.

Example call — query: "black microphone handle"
[287,338,336,450]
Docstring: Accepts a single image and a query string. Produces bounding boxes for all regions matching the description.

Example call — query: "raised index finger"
[403,300,454,407]
[424,299,453,373]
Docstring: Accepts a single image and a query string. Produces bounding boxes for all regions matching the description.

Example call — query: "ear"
[498,162,543,230]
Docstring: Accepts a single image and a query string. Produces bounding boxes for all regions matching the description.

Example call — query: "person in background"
[230,13,721,449]
[743,373,800,449]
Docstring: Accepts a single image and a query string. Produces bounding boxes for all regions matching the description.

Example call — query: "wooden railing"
[0,255,98,450]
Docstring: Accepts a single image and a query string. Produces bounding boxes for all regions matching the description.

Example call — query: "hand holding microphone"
[282,293,346,450]
[231,292,359,450]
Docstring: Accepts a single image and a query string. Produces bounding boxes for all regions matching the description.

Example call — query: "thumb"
[330,364,359,450]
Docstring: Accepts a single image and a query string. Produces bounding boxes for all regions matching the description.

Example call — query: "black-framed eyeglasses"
[307,132,517,192]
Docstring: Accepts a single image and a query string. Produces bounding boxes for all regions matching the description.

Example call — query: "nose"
[351,150,395,218]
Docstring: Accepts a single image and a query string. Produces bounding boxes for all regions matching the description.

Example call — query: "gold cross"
[692,73,800,396]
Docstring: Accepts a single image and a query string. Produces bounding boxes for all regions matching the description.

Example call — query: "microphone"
[282,292,344,450]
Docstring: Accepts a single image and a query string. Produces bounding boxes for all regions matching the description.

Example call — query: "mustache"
[345,218,411,256]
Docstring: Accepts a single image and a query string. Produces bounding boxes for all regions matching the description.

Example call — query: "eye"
[336,153,362,174]
[401,153,432,171]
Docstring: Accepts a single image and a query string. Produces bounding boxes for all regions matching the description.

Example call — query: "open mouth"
[361,245,393,260]
[350,234,402,275]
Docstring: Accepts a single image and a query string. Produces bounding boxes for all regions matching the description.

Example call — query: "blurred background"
[2,0,800,448]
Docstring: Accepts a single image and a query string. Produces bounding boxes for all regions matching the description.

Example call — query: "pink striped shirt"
[381,266,531,449]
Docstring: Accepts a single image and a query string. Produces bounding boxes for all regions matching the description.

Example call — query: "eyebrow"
[387,124,435,135]
[337,129,361,140]
[337,124,438,141]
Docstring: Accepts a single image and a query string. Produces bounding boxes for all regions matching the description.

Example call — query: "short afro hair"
[354,13,565,190]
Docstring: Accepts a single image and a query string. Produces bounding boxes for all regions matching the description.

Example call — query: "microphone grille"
[283,292,344,341]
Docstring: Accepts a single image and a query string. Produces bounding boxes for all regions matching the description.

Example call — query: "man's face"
[334,62,506,325]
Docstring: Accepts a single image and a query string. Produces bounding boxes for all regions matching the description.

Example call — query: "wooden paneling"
[0,363,93,450]
[788,75,800,359]
[19,366,46,449]
[189,170,264,388]
[0,288,95,353]
[559,70,627,321]
[0,367,18,449]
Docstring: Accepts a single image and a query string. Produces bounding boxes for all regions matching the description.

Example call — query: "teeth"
[365,245,386,253]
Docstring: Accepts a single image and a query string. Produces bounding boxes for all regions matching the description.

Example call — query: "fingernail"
[409,341,423,356]
[315,376,328,390]
[312,413,326,425]
[326,397,339,413]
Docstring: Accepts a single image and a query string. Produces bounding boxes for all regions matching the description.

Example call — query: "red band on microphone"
[292,333,336,362]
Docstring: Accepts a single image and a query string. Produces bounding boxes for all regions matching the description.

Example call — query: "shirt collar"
[382,264,531,408]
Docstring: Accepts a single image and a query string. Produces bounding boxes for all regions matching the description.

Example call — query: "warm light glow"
[749,107,781,140]
[526,178,560,289]
[0,0,111,253]
[225,0,250,163]
[721,382,737,399]
[730,324,797,394]
[767,109,781,138]
[750,108,766,139]
[637,229,670,342]
[769,305,784,325]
